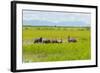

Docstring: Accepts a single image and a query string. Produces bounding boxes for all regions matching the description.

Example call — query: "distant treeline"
[23,25,90,31]
[23,25,90,28]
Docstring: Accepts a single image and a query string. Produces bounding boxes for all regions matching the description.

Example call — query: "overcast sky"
[23,10,91,27]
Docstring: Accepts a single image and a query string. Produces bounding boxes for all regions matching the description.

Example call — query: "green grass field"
[22,26,91,62]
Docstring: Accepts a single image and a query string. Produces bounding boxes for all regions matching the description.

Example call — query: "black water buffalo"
[68,36,77,42]
[42,39,51,43]
[34,37,43,43]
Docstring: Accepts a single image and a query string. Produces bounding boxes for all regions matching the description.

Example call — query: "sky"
[23,10,91,27]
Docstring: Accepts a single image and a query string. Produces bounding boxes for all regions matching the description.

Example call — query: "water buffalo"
[42,39,51,43]
[68,36,77,42]
[34,37,43,43]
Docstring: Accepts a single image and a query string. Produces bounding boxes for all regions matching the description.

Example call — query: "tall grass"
[22,26,91,62]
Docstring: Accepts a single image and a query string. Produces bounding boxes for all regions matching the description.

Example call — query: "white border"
[16,4,96,70]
